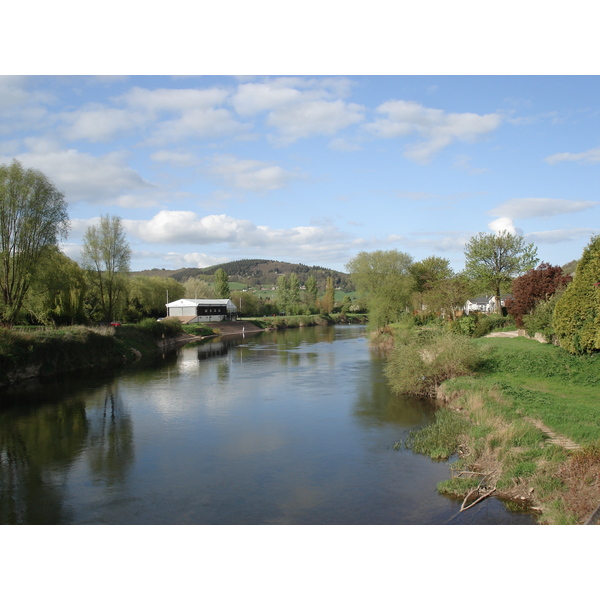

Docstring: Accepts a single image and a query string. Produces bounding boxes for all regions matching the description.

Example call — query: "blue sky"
[1,74,598,274]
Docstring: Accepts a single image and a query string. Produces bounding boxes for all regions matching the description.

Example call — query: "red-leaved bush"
[505,263,572,327]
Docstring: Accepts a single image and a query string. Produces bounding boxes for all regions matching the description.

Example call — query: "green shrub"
[135,317,183,338]
[406,409,470,459]
[553,234,600,354]
[523,291,562,340]
[472,314,513,338]
[385,329,484,397]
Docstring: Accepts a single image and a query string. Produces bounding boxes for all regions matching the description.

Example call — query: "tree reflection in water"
[0,400,87,524]
[85,386,134,487]
[0,383,134,524]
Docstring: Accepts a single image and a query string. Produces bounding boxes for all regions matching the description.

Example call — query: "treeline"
[345,230,600,356]
[0,160,358,327]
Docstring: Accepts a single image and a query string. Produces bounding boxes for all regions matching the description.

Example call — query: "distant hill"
[133,259,354,291]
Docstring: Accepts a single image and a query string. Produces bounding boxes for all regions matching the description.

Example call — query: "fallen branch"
[460,487,496,512]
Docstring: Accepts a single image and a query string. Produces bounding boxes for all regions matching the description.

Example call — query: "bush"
[135,317,183,338]
[523,291,562,340]
[385,329,484,397]
[553,234,600,354]
[472,314,513,338]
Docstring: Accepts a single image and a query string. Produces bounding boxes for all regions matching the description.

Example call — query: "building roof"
[165,298,237,309]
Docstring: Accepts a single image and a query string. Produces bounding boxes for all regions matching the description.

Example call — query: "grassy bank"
[390,333,600,524]
[0,318,202,387]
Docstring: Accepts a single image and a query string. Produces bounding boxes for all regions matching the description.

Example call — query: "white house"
[165,298,238,323]
[464,295,511,315]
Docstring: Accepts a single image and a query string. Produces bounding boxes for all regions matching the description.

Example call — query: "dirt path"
[485,330,520,338]
[524,417,582,451]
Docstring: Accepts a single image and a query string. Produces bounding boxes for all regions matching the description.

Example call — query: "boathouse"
[165,298,238,323]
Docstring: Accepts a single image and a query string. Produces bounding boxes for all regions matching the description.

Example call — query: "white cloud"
[231,81,305,116]
[231,77,355,117]
[119,86,245,144]
[120,86,230,113]
[231,79,365,145]
[5,149,154,205]
[122,211,352,260]
[545,147,600,164]
[267,99,365,144]
[0,76,30,109]
[364,100,502,163]
[525,228,597,244]
[489,197,598,219]
[488,217,521,236]
[151,150,200,167]
[206,154,302,192]
[148,108,244,144]
[163,252,225,268]
[62,108,147,142]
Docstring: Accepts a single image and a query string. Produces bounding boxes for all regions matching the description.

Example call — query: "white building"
[165,298,238,323]
[464,295,511,315]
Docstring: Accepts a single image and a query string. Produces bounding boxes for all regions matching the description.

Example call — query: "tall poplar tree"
[276,274,290,314]
[304,275,318,307]
[321,276,335,314]
[213,268,230,298]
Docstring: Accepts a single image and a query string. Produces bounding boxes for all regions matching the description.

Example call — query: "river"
[0,325,535,525]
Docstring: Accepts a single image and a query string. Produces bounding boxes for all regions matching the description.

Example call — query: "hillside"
[134,259,354,291]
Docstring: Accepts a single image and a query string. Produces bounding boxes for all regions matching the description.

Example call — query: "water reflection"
[0,326,535,525]
[85,387,134,486]
[0,382,134,524]
[353,350,436,428]
[0,399,87,524]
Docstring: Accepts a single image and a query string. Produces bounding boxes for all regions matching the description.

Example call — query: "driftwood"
[458,471,497,512]
[460,486,496,512]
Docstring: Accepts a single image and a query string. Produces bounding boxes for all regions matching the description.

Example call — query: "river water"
[0,325,535,525]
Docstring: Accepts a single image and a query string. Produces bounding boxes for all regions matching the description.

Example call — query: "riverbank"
[243,313,367,330]
[0,315,367,388]
[0,321,198,388]
[388,332,600,524]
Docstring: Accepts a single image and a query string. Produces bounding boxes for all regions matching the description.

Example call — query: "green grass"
[412,334,600,523]
[472,336,600,445]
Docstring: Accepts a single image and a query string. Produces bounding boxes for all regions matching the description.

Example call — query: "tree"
[410,255,453,312]
[304,275,318,307]
[423,273,472,321]
[276,274,290,314]
[81,214,131,323]
[553,235,600,354]
[213,268,230,298]
[127,276,185,320]
[346,250,414,328]
[22,248,87,325]
[288,272,300,314]
[464,230,538,314]
[230,291,261,317]
[0,160,69,325]
[183,277,214,299]
[505,263,572,327]
[321,276,335,314]
[410,256,453,294]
